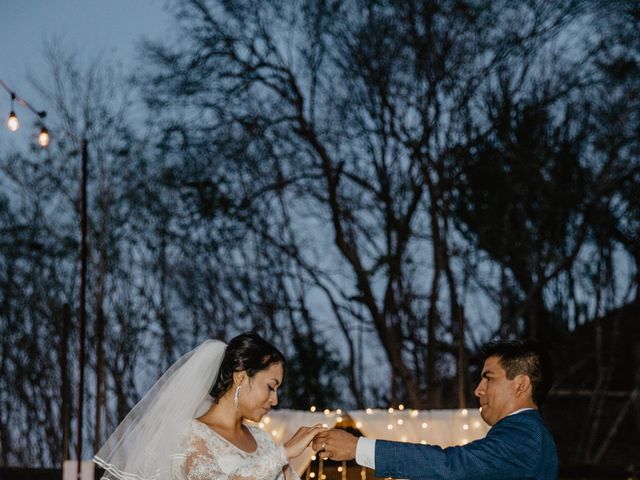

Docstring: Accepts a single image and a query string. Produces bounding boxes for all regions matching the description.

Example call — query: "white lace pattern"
[172,421,290,480]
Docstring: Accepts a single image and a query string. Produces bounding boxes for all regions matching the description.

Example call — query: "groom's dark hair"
[209,332,286,403]
[482,339,554,406]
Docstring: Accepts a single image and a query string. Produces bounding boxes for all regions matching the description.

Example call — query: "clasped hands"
[284,425,358,461]
[312,428,358,461]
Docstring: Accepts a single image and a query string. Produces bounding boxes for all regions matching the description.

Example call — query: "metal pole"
[61,303,71,464]
[76,138,88,478]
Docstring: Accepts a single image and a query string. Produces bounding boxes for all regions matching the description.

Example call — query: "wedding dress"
[95,340,298,480]
[172,420,292,480]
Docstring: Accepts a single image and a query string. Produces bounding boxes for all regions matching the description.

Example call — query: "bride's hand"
[284,424,327,459]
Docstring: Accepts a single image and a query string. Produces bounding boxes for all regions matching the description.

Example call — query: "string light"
[7,110,19,131]
[259,406,488,479]
[38,126,50,147]
[7,92,19,131]
[1,80,49,147]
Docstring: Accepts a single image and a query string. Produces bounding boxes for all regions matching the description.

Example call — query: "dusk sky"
[0,0,174,149]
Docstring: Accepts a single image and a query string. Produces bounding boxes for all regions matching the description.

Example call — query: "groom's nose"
[474,378,486,398]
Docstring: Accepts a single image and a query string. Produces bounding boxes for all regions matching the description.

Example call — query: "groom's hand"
[312,429,358,461]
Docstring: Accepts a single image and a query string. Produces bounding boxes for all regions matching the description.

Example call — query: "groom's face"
[474,356,518,426]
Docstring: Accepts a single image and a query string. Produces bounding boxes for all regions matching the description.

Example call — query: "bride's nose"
[270,391,278,406]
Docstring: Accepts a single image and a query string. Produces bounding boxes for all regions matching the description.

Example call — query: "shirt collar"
[508,407,536,416]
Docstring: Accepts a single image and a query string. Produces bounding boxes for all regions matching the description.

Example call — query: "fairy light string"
[0,78,49,147]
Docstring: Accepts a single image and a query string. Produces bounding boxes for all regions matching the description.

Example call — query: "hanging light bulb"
[38,126,50,147]
[7,110,19,131]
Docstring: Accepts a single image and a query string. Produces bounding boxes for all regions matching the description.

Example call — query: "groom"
[313,340,558,480]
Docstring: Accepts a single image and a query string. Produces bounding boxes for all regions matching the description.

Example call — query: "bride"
[94,333,325,480]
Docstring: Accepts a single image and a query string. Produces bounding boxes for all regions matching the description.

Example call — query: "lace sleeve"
[280,465,301,480]
[180,434,224,480]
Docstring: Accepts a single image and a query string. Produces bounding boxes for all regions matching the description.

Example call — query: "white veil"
[94,340,227,480]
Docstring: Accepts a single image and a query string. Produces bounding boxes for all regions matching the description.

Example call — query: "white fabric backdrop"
[253,408,489,474]
[348,408,489,447]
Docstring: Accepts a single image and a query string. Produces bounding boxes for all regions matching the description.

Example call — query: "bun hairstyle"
[209,332,286,404]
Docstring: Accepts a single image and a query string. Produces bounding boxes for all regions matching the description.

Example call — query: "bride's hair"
[209,332,286,403]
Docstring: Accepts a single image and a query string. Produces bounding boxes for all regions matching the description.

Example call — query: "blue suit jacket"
[375,410,558,480]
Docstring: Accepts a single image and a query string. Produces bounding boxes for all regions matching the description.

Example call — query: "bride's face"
[240,362,284,422]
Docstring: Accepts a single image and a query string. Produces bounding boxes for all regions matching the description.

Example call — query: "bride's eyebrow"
[270,378,281,386]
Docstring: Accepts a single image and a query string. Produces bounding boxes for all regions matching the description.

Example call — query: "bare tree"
[140,0,593,408]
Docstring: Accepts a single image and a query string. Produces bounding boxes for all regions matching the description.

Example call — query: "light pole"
[77,137,88,478]
[2,79,88,479]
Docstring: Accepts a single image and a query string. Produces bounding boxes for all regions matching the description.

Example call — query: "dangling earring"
[234,385,242,410]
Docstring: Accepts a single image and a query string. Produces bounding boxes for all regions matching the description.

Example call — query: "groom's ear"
[513,374,532,398]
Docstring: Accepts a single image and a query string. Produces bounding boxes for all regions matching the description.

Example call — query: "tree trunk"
[94,304,105,453]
